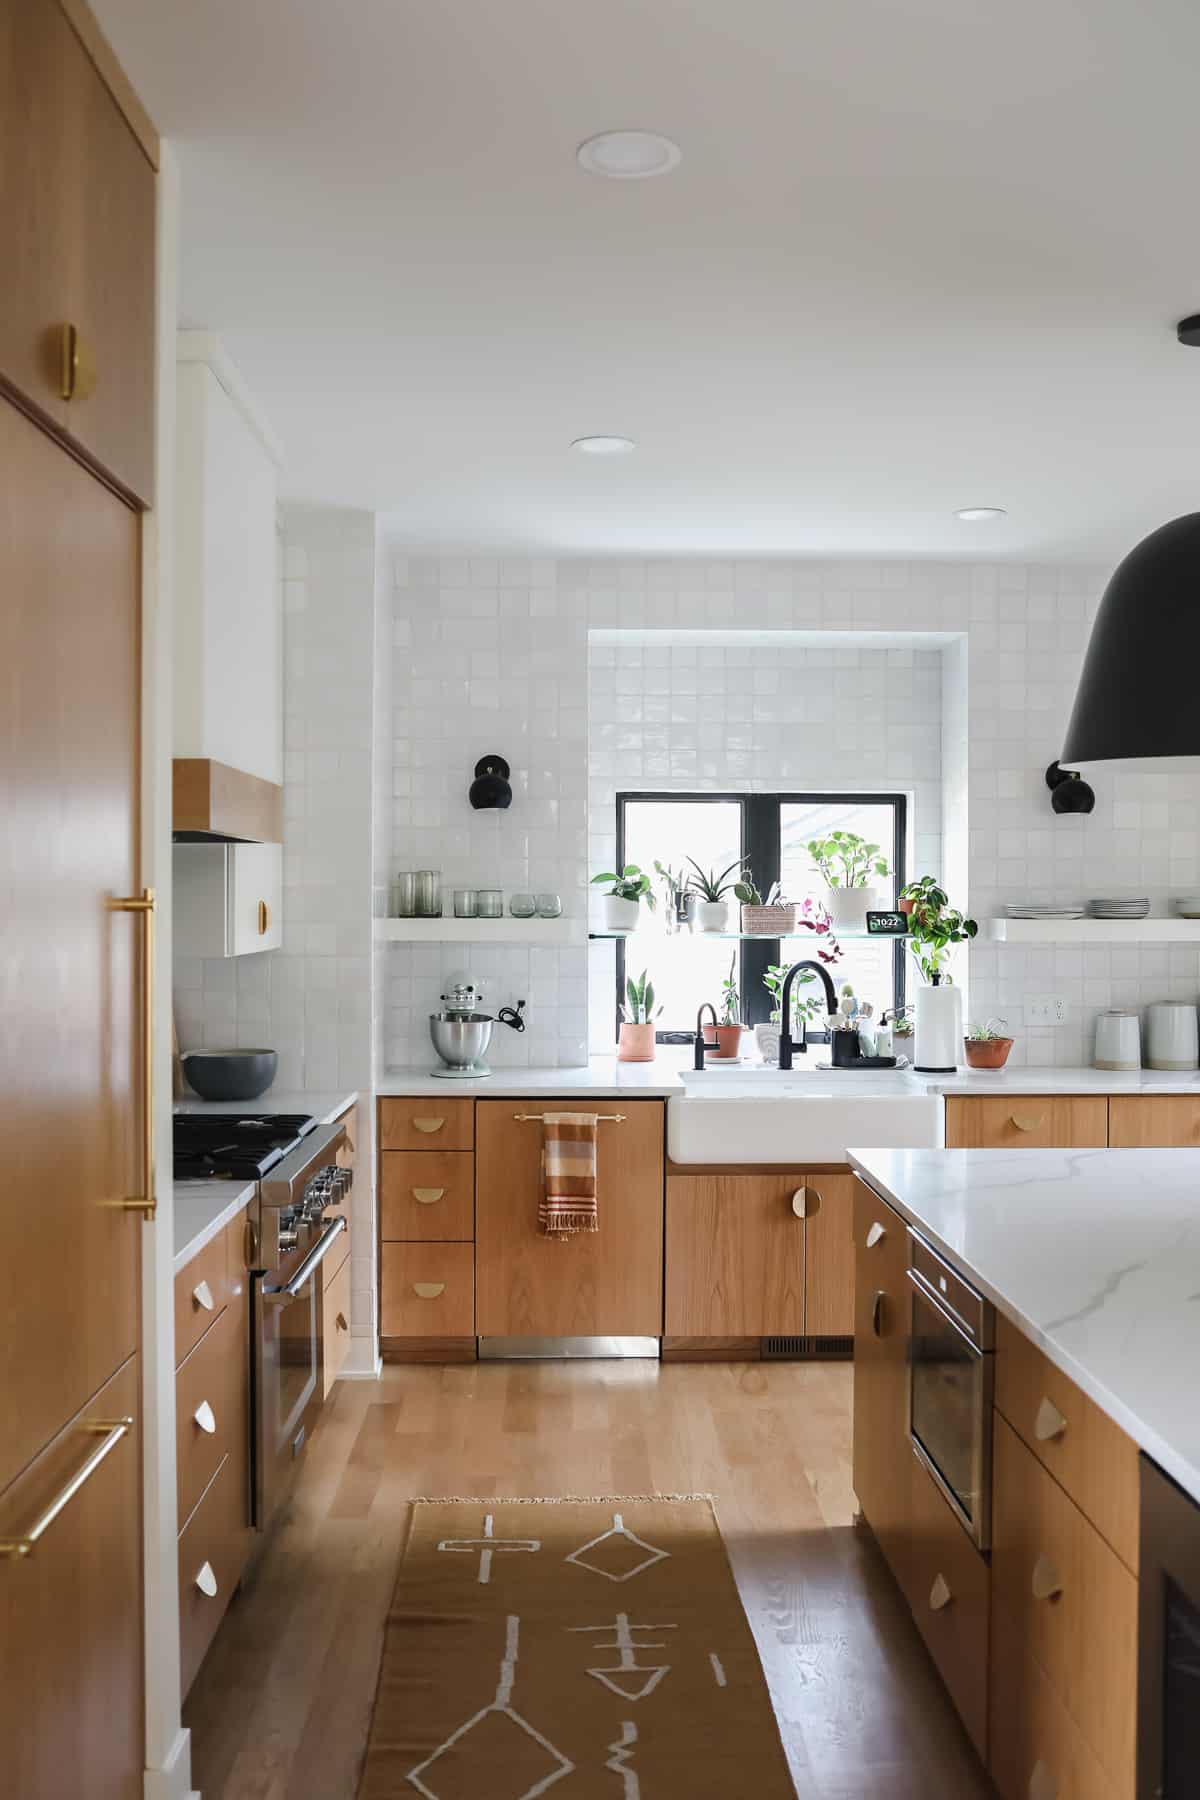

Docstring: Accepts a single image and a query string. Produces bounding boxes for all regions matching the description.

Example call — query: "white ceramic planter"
[694,900,732,933]
[825,886,877,931]
[754,1023,781,1064]
[914,982,962,1073]
[603,895,640,933]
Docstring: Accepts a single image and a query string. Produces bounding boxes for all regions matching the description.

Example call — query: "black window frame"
[614,790,908,1043]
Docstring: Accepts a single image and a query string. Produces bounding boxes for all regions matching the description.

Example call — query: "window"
[613,791,907,1041]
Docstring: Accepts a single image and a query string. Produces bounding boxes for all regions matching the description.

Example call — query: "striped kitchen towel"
[539,1111,599,1235]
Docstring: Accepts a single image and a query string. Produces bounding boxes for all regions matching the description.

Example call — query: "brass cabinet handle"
[791,1186,819,1218]
[1010,1114,1043,1133]
[257,899,270,936]
[1028,1758,1058,1800]
[412,1188,445,1205]
[1031,1552,1063,1602]
[335,1311,349,1333]
[929,1573,952,1612]
[58,322,97,401]
[193,1401,216,1436]
[866,1221,886,1248]
[1034,1396,1068,1442]
[192,1279,215,1313]
[413,1282,445,1300]
[194,1561,218,1599]
[871,1291,886,1338]
[412,1117,445,1134]
[0,1419,133,1559]
[108,889,156,1219]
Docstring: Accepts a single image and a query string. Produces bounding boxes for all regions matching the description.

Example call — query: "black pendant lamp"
[1062,511,1200,773]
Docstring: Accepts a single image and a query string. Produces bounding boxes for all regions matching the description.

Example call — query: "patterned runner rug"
[358,1495,796,1798]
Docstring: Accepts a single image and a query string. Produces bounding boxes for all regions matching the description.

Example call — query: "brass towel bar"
[513,1112,627,1123]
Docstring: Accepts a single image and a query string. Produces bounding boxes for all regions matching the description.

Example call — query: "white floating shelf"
[375,916,578,945]
[989,918,1200,944]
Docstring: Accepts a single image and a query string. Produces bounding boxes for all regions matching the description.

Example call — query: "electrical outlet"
[1025,995,1068,1026]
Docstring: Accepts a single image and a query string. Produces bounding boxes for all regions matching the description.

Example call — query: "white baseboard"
[143,1727,193,1800]
[339,1338,382,1380]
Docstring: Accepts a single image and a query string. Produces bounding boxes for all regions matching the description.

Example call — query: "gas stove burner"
[173,1113,318,1181]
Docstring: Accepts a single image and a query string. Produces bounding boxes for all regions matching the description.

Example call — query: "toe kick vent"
[762,1334,854,1361]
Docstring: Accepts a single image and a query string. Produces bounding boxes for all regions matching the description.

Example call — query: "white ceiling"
[97,0,1200,559]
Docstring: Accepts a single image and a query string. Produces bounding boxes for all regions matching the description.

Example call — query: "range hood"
[173,757,282,842]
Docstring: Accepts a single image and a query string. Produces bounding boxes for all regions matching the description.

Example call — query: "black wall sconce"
[1046,761,1095,815]
[469,755,512,810]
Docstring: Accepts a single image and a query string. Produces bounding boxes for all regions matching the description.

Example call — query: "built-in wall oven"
[907,1228,995,1550]
[253,1122,352,1528]
[1138,1453,1200,1797]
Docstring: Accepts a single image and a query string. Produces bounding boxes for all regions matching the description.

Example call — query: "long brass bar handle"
[0,1418,133,1559]
[513,1112,626,1123]
[111,888,156,1219]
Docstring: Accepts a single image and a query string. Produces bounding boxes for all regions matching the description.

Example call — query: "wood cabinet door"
[944,1095,1108,1148]
[665,1173,805,1336]
[802,1171,856,1337]
[477,1102,664,1336]
[0,397,141,1494]
[851,1178,913,1580]
[0,1355,141,1800]
[1107,1094,1200,1147]
[904,1445,990,1763]
[0,0,155,502]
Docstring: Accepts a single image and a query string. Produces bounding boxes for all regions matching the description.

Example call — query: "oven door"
[252,1215,346,1528]
[908,1270,993,1549]
[1139,1453,1200,1797]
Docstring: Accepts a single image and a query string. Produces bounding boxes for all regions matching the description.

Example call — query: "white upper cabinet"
[174,332,283,785]
[174,842,283,959]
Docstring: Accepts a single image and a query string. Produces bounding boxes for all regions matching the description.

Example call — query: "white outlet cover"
[1025,995,1068,1026]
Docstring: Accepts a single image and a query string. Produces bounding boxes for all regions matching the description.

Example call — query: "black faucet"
[694,1002,718,1071]
[778,961,840,1070]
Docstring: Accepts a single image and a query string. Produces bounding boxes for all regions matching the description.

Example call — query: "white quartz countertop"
[174,1090,358,1123]
[173,1179,256,1275]
[925,1066,1200,1096]
[378,1060,685,1097]
[849,1145,1200,1504]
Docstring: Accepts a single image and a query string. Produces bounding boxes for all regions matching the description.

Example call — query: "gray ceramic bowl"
[181,1048,278,1101]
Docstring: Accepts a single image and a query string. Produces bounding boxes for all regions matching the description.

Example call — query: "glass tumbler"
[535,892,562,918]
[510,893,536,918]
[477,889,503,918]
[392,871,416,918]
[414,869,442,917]
[453,889,479,918]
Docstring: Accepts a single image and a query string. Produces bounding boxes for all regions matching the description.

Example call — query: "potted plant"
[734,873,798,936]
[713,954,745,1059]
[685,857,746,933]
[618,968,662,1062]
[806,831,891,931]
[904,876,979,1072]
[591,863,656,933]
[753,902,843,1060]
[964,1017,1014,1069]
[653,860,693,934]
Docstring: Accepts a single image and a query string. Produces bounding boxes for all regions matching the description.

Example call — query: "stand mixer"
[429,978,526,1078]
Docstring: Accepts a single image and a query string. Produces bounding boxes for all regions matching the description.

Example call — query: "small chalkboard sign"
[865,910,909,936]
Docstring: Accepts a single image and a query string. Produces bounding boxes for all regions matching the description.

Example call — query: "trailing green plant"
[685,856,746,903]
[591,863,656,908]
[967,1016,1011,1042]
[623,968,663,1025]
[890,1009,914,1036]
[806,831,890,890]
[903,875,978,983]
[764,962,830,1027]
[720,953,740,1026]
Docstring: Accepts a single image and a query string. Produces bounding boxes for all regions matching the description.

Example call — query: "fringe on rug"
[408,1491,717,1504]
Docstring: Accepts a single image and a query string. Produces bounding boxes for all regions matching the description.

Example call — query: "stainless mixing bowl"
[429,1011,494,1069]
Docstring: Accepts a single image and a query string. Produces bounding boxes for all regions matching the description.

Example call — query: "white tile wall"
[382,552,1200,1070]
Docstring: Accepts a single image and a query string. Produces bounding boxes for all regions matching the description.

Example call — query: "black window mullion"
[742,795,779,1028]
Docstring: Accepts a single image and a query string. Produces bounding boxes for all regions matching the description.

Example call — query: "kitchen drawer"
[175,1223,240,1369]
[322,1254,352,1397]
[990,1625,1120,1800]
[944,1096,1108,1149]
[991,1414,1136,1792]
[995,1314,1138,1572]
[381,1151,475,1241]
[381,1242,475,1337]
[176,1293,246,1531]
[1108,1094,1200,1146]
[379,1097,474,1152]
[178,1448,250,1697]
[903,1445,990,1762]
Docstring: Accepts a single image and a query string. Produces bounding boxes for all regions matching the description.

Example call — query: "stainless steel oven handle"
[906,1265,981,1352]
[263,1216,347,1306]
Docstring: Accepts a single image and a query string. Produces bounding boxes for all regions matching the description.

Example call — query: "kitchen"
[6,1,1200,1796]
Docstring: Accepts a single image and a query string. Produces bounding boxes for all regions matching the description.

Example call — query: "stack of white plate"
[1005,902,1086,919]
[1176,896,1200,920]
[1087,897,1150,919]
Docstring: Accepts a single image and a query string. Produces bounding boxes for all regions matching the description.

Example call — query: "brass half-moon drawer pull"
[193,1401,216,1435]
[929,1573,952,1612]
[413,1282,446,1300]
[866,1221,886,1248]
[412,1187,445,1204]
[192,1279,215,1312]
[1031,1552,1063,1602]
[195,1561,218,1599]
[411,1117,445,1134]
[1028,1758,1058,1800]
[1034,1396,1068,1442]
[335,1311,349,1333]
[1010,1114,1043,1133]
[871,1291,886,1338]
[791,1188,808,1218]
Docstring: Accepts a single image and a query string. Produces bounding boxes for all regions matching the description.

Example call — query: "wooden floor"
[185,1360,995,1799]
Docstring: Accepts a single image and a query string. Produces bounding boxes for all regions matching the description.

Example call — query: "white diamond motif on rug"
[564,1511,670,1583]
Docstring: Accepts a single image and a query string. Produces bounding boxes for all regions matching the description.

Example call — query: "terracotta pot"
[701,1022,718,1046]
[899,896,916,916]
[714,1024,744,1059]
[617,1021,656,1063]
[963,1036,1014,1069]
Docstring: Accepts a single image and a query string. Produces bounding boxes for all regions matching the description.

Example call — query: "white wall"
[380,551,1200,1070]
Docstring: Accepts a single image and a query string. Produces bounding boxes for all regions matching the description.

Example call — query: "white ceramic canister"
[1094,1009,1141,1072]
[1146,1002,1199,1072]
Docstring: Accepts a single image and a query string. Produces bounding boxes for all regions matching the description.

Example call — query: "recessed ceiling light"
[954,506,1007,522]
[571,435,636,455]
[576,130,682,180]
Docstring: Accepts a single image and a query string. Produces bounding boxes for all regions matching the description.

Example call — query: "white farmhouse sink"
[668,1065,942,1164]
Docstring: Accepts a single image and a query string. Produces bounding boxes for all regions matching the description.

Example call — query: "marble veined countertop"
[850,1145,1200,1504]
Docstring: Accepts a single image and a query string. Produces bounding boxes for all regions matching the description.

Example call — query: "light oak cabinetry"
[944,1096,1108,1148]
[321,1101,357,1393]
[380,1099,477,1356]
[851,1180,912,1583]
[904,1444,990,1761]
[382,1149,475,1241]
[1107,1094,1200,1147]
[380,1097,475,1152]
